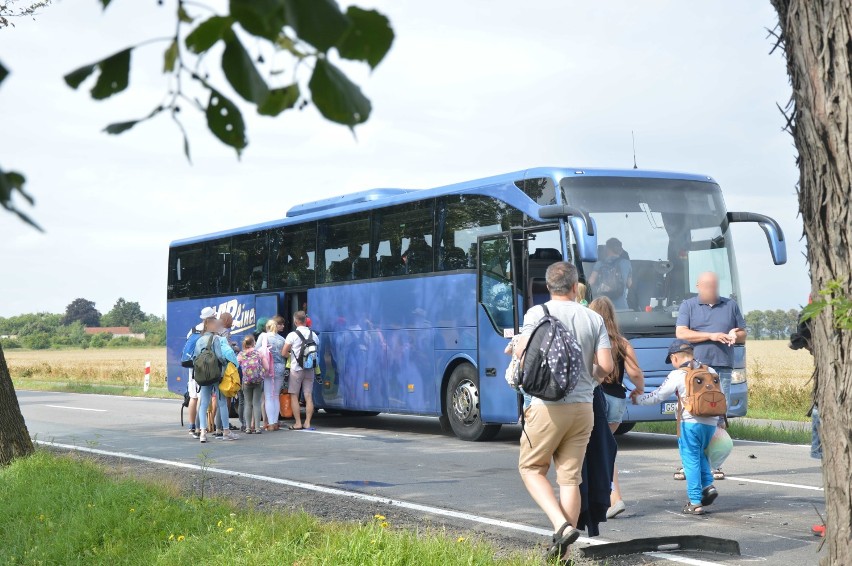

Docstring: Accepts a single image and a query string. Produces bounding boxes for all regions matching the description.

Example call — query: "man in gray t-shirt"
[521,301,611,405]
[516,261,613,560]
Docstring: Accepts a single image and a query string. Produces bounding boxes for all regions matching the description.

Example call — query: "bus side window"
[319,214,370,283]
[270,222,317,289]
[169,244,204,299]
[373,200,435,278]
[438,195,519,271]
[232,231,268,293]
[204,239,232,296]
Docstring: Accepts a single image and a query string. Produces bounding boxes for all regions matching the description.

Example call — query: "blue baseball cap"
[665,339,694,364]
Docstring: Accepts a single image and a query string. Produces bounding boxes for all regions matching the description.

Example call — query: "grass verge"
[12,378,174,399]
[633,420,811,444]
[0,451,540,566]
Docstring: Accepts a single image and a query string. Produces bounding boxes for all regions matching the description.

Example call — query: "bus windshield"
[561,176,742,335]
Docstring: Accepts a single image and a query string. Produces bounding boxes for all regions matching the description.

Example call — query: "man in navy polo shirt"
[676,271,746,406]
[675,271,745,479]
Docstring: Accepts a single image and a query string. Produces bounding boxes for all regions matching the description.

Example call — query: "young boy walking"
[632,339,720,515]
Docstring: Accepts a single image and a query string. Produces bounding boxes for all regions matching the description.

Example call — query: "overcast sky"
[1,1,809,317]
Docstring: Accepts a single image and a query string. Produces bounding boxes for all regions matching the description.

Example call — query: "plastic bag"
[705,427,733,470]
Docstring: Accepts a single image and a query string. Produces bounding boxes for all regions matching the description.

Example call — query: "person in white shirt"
[281,310,320,430]
[633,340,720,515]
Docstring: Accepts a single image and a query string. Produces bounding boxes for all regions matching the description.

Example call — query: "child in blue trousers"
[632,339,720,515]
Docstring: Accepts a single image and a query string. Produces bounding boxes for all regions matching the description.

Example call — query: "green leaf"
[65,48,132,100]
[258,84,300,116]
[178,4,194,23]
[103,121,139,135]
[163,40,179,73]
[337,7,394,69]
[800,301,826,323]
[206,89,247,156]
[103,105,164,136]
[284,0,349,52]
[91,49,132,100]
[0,166,42,232]
[64,63,97,89]
[229,0,286,40]
[100,0,113,8]
[221,34,269,104]
[0,61,8,87]
[185,15,233,54]
[308,58,370,127]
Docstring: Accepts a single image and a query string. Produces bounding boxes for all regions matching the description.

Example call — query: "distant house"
[84,327,146,340]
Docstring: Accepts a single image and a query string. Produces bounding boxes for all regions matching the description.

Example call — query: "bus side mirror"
[727,211,787,265]
[568,216,598,262]
[539,205,598,263]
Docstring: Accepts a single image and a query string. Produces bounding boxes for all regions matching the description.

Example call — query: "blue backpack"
[180,328,202,368]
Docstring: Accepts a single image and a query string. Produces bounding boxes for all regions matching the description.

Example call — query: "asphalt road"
[19,390,826,565]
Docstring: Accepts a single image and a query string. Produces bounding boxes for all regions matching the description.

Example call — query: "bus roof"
[170,166,717,247]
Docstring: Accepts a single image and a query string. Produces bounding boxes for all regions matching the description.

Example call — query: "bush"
[23,332,51,350]
[90,333,112,348]
[0,338,22,349]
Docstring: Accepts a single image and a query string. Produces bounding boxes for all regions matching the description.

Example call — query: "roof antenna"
[632,131,638,169]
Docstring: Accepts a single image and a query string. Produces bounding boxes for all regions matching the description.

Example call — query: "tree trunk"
[771,1,852,563]
[0,342,34,466]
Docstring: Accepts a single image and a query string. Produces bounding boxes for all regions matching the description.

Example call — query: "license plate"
[661,402,677,415]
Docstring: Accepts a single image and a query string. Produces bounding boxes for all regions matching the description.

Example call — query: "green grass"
[633,420,811,444]
[0,451,541,566]
[13,378,174,399]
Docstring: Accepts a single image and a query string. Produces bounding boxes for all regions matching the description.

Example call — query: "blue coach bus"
[166,167,786,440]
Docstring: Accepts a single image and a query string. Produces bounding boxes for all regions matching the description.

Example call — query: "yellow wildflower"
[380,522,389,529]
[38,514,45,522]
[217,520,224,527]
[457,537,466,543]
[374,514,386,521]
[177,535,185,542]
[370,539,377,544]
[130,508,135,513]
[168,534,174,541]
[226,527,234,534]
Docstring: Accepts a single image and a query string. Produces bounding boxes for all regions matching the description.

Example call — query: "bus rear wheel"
[445,364,500,441]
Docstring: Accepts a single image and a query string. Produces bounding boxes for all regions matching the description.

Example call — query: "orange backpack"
[681,364,727,418]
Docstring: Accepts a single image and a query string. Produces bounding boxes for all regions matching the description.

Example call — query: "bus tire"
[445,363,500,441]
[614,422,635,435]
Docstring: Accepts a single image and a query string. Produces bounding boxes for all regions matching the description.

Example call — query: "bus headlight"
[731,369,747,384]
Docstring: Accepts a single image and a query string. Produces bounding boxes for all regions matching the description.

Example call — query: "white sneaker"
[199,430,207,443]
[606,500,626,519]
[222,432,240,441]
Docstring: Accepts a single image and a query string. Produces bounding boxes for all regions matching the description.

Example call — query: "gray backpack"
[193,335,222,386]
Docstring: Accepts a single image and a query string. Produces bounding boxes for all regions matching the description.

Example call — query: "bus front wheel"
[614,422,635,435]
[445,364,500,442]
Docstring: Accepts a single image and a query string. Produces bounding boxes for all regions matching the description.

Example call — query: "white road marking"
[43,405,107,412]
[726,476,823,492]
[35,440,726,566]
[630,431,811,447]
[297,429,365,438]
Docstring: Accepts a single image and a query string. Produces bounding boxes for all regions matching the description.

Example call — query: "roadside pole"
[143,361,151,392]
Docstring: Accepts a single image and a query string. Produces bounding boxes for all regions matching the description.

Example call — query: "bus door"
[255,293,280,330]
[521,225,564,311]
[477,232,521,423]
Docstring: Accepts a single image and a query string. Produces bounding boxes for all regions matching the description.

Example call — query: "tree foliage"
[61,298,101,328]
[65,0,394,159]
[0,301,165,349]
[2,0,394,230]
[101,297,147,327]
[744,308,801,340]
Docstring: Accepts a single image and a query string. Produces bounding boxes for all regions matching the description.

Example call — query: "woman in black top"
[590,297,645,519]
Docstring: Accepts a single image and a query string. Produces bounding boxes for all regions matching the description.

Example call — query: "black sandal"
[701,485,718,507]
[683,502,705,515]
[546,521,580,560]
